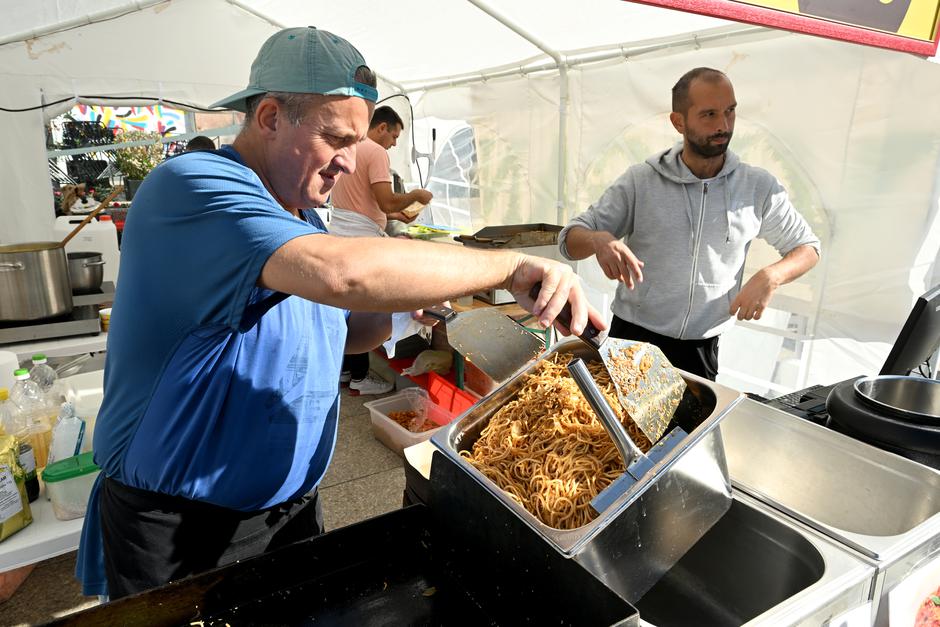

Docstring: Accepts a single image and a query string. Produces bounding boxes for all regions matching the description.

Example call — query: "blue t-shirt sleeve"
[128,150,320,331]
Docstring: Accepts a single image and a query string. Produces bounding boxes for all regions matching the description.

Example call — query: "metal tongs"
[567,358,686,513]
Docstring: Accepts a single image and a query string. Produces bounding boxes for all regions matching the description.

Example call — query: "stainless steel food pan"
[722,399,940,625]
[430,338,743,601]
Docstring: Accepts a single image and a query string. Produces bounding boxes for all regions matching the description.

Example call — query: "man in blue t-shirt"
[77,27,603,599]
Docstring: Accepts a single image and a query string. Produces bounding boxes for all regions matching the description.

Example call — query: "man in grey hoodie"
[559,68,820,380]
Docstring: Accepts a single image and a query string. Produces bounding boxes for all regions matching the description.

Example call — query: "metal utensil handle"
[82,260,107,267]
[423,303,458,323]
[528,283,602,349]
[54,353,92,377]
[567,358,643,467]
[59,185,123,248]
[0,262,25,271]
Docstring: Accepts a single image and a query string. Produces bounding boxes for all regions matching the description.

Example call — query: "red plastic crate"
[426,372,477,416]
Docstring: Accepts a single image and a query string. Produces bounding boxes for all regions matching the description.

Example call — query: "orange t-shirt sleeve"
[366,147,392,186]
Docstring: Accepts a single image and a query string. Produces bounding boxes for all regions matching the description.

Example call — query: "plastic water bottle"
[48,402,85,465]
[29,353,58,395]
[10,369,45,413]
[10,369,53,467]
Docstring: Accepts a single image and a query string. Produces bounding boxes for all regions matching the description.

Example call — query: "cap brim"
[209,87,266,112]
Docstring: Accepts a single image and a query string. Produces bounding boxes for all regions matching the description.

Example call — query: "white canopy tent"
[1,0,939,394]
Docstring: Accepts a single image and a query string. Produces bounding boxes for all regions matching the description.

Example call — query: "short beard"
[687,133,732,158]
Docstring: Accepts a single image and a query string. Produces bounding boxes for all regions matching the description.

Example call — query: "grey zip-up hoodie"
[559,143,820,340]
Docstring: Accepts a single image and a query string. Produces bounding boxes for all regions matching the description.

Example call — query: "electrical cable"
[1,95,227,113]
[377,92,425,187]
[7,90,432,186]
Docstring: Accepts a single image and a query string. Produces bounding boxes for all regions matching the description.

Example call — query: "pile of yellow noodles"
[460,353,652,530]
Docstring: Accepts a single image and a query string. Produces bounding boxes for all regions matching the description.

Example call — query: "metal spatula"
[528,283,685,444]
[424,304,545,383]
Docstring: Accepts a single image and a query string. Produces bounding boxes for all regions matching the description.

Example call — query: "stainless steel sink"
[637,491,874,626]
[722,400,940,554]
[722,400,940,625]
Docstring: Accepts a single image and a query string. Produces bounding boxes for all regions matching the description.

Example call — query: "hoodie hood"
[646,142,741,184]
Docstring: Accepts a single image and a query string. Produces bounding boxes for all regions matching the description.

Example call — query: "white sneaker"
[349,372,393,395]
[339,370,352,384]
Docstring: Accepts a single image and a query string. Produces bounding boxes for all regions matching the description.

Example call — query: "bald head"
[672,68,730,115]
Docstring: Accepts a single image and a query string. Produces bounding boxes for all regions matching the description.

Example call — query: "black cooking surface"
[52,504,635,627]
[0,281,114,344]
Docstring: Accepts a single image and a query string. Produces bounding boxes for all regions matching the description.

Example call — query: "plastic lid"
[32,353,47,364]
[13,368,29,379]
[99,215,112,221]
[0,388,7,401]
[41,451,100,483]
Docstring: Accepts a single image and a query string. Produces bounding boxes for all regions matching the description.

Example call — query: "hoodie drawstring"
[724,181,732,243]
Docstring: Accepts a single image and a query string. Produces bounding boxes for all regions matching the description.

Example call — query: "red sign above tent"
[629,0,940,56]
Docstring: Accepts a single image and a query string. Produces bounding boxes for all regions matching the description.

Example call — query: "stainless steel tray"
[430,338,743,601]
[722,399,940,625]
[637,490,875,627]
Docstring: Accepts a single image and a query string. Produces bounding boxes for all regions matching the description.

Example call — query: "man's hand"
[729,268,779,321]
[412,189,433,205]
[507,256,606,336]
[592,231,644,289]
[411,302,450,327]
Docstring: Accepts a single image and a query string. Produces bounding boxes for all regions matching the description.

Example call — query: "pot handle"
[0,261,25,271]
[81,260,107,268]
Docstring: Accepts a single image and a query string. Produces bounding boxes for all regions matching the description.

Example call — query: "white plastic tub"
[41,451,100,521]
[364,392,454,458]
[59,370,103,453]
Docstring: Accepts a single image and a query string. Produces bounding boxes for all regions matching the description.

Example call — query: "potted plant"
[112,130,165,200]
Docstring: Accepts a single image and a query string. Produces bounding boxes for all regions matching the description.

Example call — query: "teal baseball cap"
[211,26,378,112]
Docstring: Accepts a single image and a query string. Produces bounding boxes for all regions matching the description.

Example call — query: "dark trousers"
[343,352,370,380]
[609,316,720,381]
[100,476,324,599]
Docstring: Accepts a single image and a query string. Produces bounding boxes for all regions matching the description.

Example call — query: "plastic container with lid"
[53,215,120,285]
[41,451,101,520]
[364,391,456,458]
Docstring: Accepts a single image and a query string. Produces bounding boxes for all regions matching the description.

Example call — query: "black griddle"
[52,504,636,626]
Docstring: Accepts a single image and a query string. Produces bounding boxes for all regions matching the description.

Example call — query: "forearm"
[378,190,423,214]
[563,226,614,260]
[763,245,820,287]
[260,234,522,312]
[345,312,392,353]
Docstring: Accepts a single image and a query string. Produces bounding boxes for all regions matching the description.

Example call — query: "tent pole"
[0,0,167,47]
[223,0,408,95]
[404,25,767,92]
[466,0,569,223]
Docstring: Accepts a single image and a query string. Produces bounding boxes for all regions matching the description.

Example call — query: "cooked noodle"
[460,353,652,530]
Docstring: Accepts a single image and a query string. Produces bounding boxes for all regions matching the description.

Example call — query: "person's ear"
[254,98,281,138]
[669,111,685,135]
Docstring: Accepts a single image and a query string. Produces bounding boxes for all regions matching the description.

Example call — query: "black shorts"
[609,316,720,381]
[100,476,324,599]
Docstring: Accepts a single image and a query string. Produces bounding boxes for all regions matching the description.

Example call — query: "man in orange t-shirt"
[331,106,433,232]
[330,106,434,394]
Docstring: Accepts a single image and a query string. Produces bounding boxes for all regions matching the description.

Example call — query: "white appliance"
[53,216,120,285]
